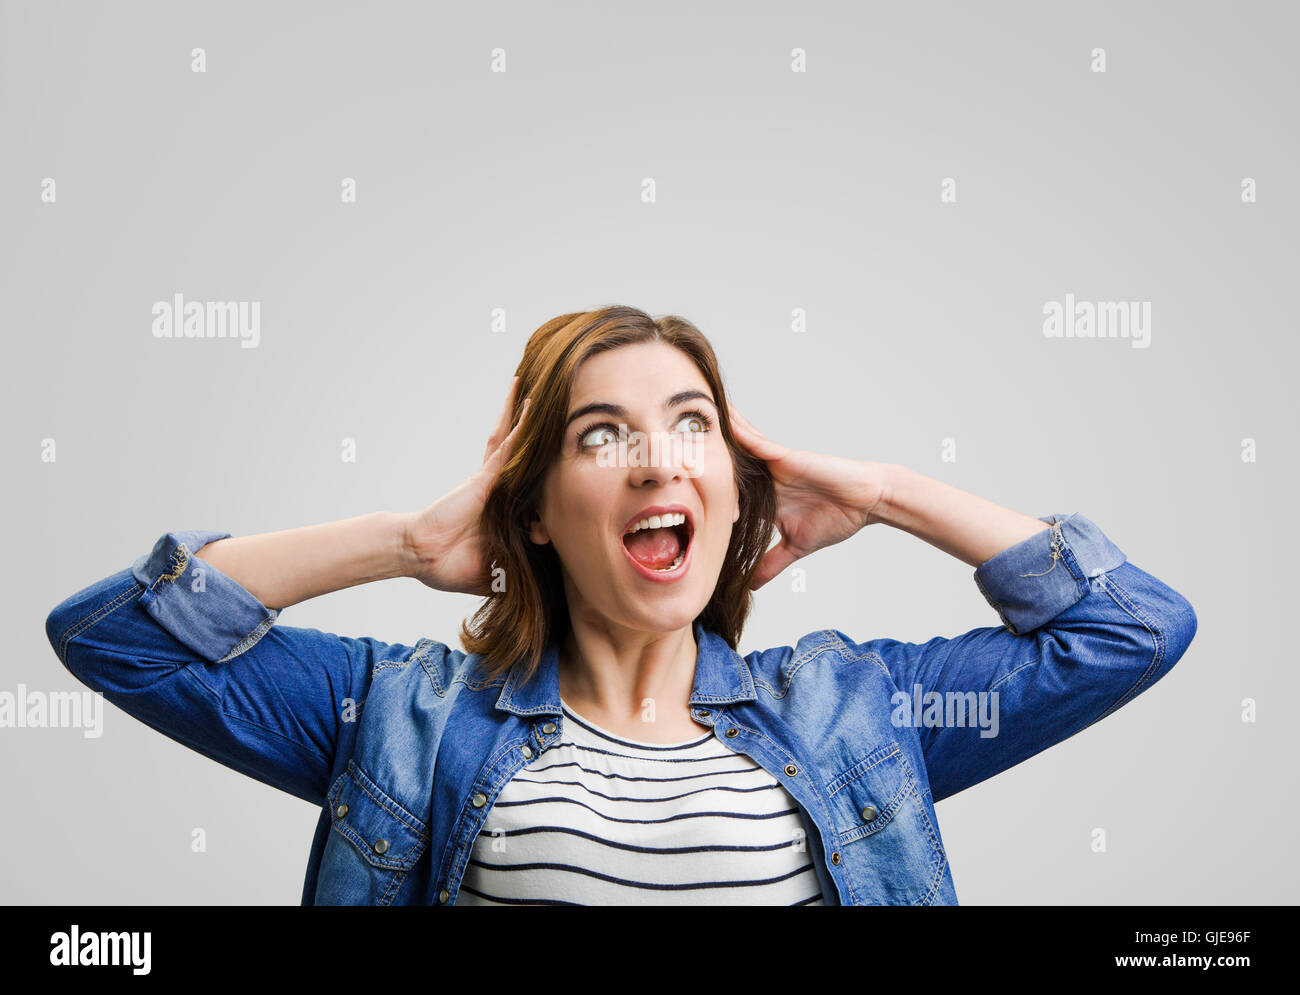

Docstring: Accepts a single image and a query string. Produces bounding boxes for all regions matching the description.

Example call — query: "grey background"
[2,0,1295,904]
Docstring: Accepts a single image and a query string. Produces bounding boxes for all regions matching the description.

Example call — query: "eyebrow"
[564,389,716,429]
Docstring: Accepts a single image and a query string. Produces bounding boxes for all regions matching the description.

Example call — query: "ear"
[528,511,550,545]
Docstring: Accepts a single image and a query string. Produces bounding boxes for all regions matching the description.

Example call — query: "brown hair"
[458,304,777,686]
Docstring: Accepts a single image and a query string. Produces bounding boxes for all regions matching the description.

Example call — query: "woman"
[46,304,1197,906]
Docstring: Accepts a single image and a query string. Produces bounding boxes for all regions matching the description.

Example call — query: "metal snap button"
[471,792,487,808]
[521,745,533,759]
[861,805,878,822]
[831,852,841,865]
[542,721,556,734]
[695,709,711,718]
[335,803,348,818]
[784,764,798,776]
[373,838,389,855]
[725,727,739,737]
[438,889,450,904]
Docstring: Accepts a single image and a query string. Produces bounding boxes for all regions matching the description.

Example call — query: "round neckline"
[559,697,710,749]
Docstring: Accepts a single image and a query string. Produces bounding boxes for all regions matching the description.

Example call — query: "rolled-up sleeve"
[973,513,1127,635]
[836,512,1198,803]
[46,531,419,806]
[130,529,279,663]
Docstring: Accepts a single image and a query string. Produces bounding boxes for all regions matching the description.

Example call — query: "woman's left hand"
[728,404,894,590]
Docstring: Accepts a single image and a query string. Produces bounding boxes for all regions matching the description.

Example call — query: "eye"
[575,408,714,451]
[576,423,620,450]
[675,409,714,435]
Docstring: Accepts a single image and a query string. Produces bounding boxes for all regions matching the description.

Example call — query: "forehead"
[569,341,712,405]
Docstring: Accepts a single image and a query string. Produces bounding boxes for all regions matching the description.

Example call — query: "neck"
[557,621,698,723]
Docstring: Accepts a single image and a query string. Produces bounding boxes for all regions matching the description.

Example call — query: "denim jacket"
[45,512,1196,905]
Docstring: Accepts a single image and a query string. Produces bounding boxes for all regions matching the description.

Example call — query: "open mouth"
[621,510,694,575]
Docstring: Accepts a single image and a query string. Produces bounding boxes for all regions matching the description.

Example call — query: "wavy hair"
[459,305,776,685]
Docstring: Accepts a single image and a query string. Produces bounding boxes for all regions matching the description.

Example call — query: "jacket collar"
[493,617,758,717]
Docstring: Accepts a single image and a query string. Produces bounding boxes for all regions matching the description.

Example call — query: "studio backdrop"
[2,0,1295,904]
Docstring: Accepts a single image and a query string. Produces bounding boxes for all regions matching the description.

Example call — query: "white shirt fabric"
[455,699,824,905]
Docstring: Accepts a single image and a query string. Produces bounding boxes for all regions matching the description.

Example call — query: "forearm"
[878,465,1050,568]
[193,511,418,611]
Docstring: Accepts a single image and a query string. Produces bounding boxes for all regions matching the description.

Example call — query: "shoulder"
[365,637,479,700]
[742,628,890,696]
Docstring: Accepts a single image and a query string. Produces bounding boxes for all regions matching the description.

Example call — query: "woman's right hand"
[402,376,530,595]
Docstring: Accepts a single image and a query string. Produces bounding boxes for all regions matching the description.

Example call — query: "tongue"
[624,526,682,569]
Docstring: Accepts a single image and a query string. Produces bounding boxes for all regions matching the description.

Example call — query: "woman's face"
[528,341,740,637]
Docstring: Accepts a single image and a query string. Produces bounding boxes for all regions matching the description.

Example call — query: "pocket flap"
[325,759,429,871]
[827,740,916,844]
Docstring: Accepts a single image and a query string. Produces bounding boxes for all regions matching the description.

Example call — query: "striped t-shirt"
[455,699,824,905]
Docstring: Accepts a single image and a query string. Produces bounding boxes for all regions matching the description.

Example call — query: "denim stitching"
[444,736,535,893]
[379,867,409,905]
[215,613,278,663]
[828,744,903,798]
[57,580,143,661]
[833,771,910,844]
[348,760,430,840]
[416,639,452,696]
[989,657,1040,693]
[908,771,948,905]
[756,634,873,699]
[713,715,852,902]
[1090,571,1165,723]
[329,774,427,874]
[825,631,895,681]
[973,569,1016,633]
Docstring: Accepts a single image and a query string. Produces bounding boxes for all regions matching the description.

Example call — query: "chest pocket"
[315,759,429,906]
[825,740,946,905]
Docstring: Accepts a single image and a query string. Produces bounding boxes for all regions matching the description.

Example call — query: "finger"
[483,376,521,464]
[730,416,786,461]
[483,397,529,475]
[749,538,800,590]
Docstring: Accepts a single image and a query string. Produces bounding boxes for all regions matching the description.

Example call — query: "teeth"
[627,512,687,535]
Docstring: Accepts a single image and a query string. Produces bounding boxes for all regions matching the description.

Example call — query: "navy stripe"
[475,822,811,855]
[456,883,581,906]
[554,741,746,764]
[506,775,783,805]
[490,795,802,825]
[560,703,715,751]
[524,758,758,783]
[465,857,818,892]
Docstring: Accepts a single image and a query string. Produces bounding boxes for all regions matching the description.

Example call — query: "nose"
[627,429,689,487]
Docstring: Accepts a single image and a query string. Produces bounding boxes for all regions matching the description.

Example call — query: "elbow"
[1161,588,1198,672]
[46,598,76,671]
[43,569,142,688]
[1093,561,1197,693]
[1116,564,1198,682]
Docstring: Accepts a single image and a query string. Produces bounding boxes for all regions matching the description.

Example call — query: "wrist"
[392,510,425,580]
[871,462,910,528]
